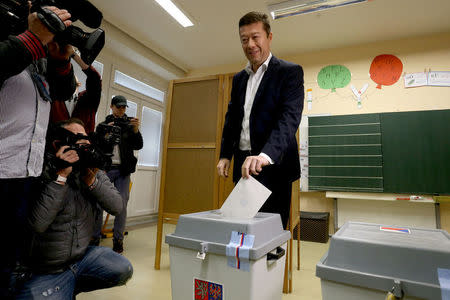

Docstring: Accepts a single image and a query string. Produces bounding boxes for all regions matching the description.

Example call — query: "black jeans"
[0,177,39,298]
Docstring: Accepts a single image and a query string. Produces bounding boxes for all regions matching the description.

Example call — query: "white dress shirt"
[239,53,273,164]
[0,69,51,178]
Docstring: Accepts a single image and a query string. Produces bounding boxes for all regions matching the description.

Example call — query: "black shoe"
[113,239,123,254]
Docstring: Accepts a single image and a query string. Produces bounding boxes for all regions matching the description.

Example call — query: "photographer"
[93,95,143,253]
[0,1,76,297]
[49,49,102,133]
[15,118,133,299]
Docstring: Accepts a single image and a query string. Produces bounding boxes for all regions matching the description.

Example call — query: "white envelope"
[220,176,272,219]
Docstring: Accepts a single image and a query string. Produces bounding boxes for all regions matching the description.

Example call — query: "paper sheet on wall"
[220,176,271,219]
[299,116,309,191]
[306,88,313,110]
[404,72,428,88]
[428,71,450,87]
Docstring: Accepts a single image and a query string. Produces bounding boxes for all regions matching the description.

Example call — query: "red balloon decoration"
[369,54,403,89]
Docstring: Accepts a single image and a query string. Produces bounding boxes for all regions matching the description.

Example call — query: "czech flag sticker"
[380,226,411,234]
[194,278,223,300]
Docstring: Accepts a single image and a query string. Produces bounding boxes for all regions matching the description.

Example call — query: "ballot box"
[316,222,450,300]
[165,210,290,300]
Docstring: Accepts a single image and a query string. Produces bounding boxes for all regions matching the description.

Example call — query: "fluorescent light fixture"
[155,0,194,27]
[268,0,368,19]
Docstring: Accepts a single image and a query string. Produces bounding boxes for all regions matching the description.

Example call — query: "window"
[114,70,165,102]
[125,100,138,118]
[138,106,162,167]
[72,60,104,93]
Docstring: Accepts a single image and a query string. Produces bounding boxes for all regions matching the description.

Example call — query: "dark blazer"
[220,56,304,183]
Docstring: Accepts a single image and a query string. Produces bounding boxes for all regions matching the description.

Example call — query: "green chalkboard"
[309,114,383,192]
[381,110,450,194]
[308,110,450,195]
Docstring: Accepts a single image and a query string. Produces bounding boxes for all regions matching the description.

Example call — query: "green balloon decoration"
[317,65,351,92]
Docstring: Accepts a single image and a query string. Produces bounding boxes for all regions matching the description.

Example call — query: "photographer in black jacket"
[93,95,143,253]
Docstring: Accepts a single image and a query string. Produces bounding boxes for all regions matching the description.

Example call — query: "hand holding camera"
[55,144,79,178]
[129,117,140,133]
[28,5,71,45]
[1,0,105,65]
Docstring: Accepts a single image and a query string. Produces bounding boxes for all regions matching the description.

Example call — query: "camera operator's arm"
[46,42,77,101]
[29,146,79,233]
[86,170,124,216]
[79,63,102,110]
[72,53,102,132]
[0,6,72,86]
[128,118,144,150]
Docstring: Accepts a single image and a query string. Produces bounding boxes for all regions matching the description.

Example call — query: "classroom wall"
[187,31,450,232]
[94,48,170,123]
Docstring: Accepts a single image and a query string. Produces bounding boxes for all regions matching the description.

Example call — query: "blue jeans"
[16,246,133,299]
[94,169,130,241]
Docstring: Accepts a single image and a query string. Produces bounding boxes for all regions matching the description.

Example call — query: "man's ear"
[52,141,57,152]
[52,140,61,151]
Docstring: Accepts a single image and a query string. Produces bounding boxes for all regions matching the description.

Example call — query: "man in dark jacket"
[16,118,133,299]
[93,95,144,253]
[217,12,304,229]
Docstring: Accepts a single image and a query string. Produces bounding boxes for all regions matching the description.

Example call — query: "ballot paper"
[220,176,271,219]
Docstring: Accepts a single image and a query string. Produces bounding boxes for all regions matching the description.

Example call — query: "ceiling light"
[268,0,369,20]
[155,0,194,27]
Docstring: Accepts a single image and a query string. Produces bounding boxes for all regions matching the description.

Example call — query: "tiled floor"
[78,223,329,300]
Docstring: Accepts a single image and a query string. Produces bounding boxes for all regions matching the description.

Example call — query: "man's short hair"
[239,11,271,36]
[57,118,85,129]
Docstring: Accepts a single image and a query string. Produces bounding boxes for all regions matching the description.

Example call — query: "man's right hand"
[28,6,71,45]
[72,50,89,70]
[217,158,230,178]
[55,145,79,178]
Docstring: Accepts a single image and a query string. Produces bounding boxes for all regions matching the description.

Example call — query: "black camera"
[46,125,112,171]
[0,0,29,37]
[91,123,122,155]
[66,141,111,170]
[114,116,134,129]
[0,0,105,65]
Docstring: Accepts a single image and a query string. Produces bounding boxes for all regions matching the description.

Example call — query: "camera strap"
[27,62,51,102]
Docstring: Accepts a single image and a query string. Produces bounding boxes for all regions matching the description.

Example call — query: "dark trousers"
[0,177,40,298]
[94,169,130,241]
[234,150,292,229]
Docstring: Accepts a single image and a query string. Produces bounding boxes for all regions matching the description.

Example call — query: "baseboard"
[103,214,158,229]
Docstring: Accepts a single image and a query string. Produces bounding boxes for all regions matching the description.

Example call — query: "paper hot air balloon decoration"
[369,54,403,89]
[317,65,351,92]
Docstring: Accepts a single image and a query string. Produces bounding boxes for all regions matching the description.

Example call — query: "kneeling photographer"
[93,95,143,253]
[16,118,133,299]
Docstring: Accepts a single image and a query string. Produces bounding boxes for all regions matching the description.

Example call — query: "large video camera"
[0,0,105,65]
